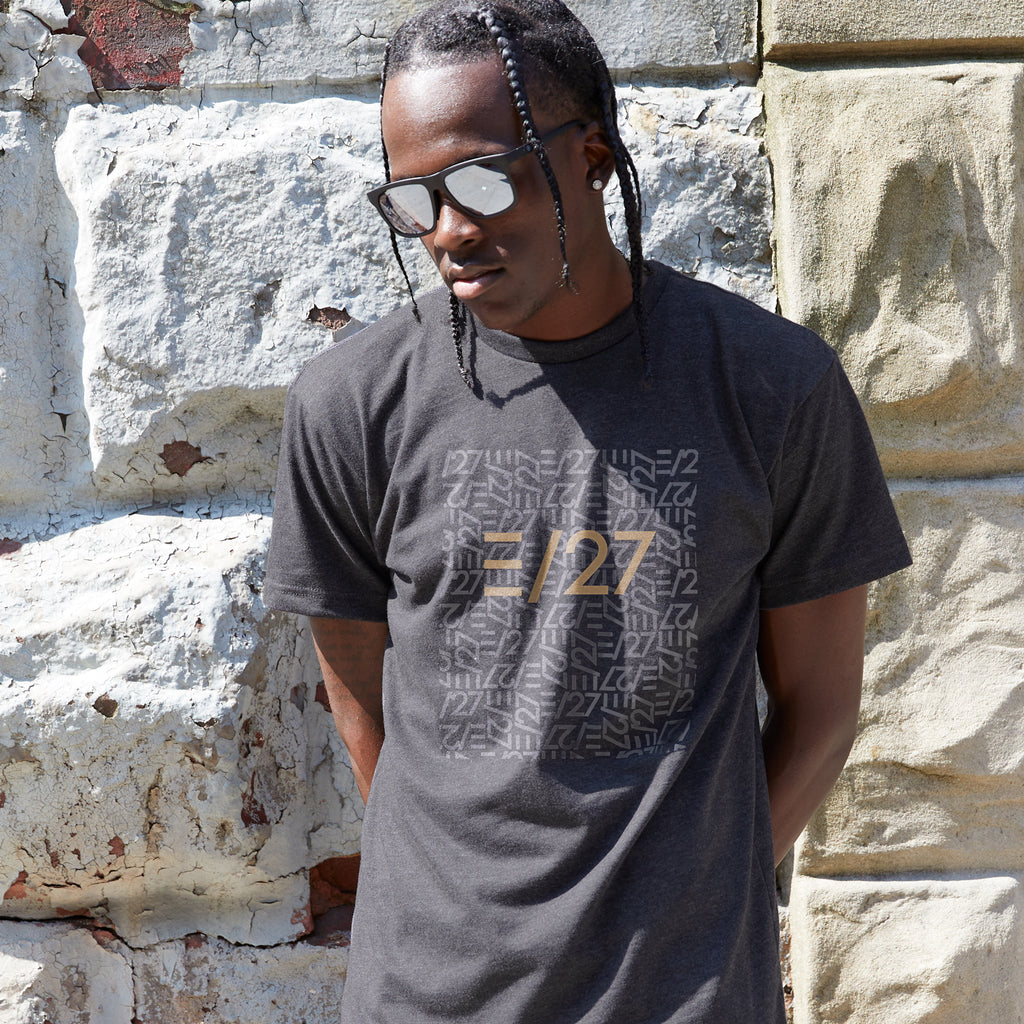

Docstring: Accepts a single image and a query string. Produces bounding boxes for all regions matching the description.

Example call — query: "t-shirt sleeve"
[263,373,390,621]
[758,353,912,609]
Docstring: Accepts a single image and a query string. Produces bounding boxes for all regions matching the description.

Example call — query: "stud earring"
[591,179,603,191]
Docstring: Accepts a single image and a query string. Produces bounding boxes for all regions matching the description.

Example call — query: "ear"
[580,120,616,192]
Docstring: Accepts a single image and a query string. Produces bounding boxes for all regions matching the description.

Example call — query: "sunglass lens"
[445,163,516,216]
[380,183,435,235]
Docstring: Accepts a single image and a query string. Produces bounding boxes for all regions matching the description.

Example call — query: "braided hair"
[380,0,650,389]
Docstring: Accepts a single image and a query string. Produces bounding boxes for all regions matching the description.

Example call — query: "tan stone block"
[789,875,1024,1024]
[799,482,1024,874]
[765,0,1024,59]
[765,62,1024,477]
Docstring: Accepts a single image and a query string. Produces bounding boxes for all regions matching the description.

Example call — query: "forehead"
[381,58,526,177]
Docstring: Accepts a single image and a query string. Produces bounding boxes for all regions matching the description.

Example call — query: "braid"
[449,293,473,388]
[599,77,650,387]
[477,9,572,291]
[381,0,651,388]
[380,41,421,323]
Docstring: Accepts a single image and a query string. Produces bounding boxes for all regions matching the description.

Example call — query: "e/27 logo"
[482,529,656,601]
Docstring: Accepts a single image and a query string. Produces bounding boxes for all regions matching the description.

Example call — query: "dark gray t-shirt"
[265,262,911,1023]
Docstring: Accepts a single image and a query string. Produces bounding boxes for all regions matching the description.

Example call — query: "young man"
[265,1,911,1020]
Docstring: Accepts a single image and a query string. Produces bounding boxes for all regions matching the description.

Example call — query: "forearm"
[310,617,388,805]
[762,702,858,866]
[333,700,385,806]
[757,585,867,866]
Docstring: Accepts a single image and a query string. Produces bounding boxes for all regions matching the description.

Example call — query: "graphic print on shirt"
[439,448,699,760]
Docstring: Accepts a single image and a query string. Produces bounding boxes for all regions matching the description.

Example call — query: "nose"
[431,195,484,251]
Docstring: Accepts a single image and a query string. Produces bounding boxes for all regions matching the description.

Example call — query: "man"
[265,0,912,1020]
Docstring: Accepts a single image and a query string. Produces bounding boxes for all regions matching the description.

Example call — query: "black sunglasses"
[367,120,584,237]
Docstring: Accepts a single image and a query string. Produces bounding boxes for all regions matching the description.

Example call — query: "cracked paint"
[307,304,352,331]
[61,0,195,90]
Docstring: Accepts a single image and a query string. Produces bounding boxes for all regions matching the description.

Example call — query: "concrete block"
[55,92,402,503]
[789,875,1024,1024]
[798,481,1024,875]
[0,921,133,1024]
[765,0,1024,59]
[0,108,90,521]
[0,506,354,946]
[182,0,757,89]
[132,933,349,1023]
[621,82,773,308]
[765,62,1024,477]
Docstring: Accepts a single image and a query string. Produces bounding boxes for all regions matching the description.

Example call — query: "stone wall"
[0,0,1020,1021]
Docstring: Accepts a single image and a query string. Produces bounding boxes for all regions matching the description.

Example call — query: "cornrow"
[449,292,472,387]
[477,9,571,292]
[379,40,422,324]
[599,78,650,388]
[381,0,651,389]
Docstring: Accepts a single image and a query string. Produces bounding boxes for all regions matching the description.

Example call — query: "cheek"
[418,233,444,266]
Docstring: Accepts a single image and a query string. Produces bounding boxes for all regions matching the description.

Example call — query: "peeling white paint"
[0,3,90,100]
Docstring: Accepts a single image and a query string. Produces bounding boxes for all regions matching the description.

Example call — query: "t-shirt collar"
[470,261,669,364]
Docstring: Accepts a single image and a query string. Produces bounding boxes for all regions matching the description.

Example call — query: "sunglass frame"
[367,120,584,238]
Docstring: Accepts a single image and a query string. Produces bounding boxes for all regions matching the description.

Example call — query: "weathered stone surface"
[0,1,92,99]
[0,506,358,946]
[797,482,1024,875]
[0,921,133,1024]
[0,109,90,520]
[789,875,1024,1024]
[132,932,349,1023]
[765,62,1024,477]
[764,0,1024,59]
[0,110,52,511]
[621,82,773,307]
[182,0,756,89]
[55,92,398,503]
[54,82,771,504]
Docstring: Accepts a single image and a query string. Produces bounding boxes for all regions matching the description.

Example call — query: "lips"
[447,265,504,302]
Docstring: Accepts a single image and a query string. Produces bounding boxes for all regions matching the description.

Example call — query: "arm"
[758,584,867,866]
[310,617,389,805]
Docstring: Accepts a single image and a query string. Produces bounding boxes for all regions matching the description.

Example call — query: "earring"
[591,179,603,191]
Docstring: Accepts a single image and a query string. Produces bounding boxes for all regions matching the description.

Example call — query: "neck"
[519,239,635,341]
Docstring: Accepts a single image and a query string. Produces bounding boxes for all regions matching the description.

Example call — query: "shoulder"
[287,286,450,418]
[649,262,838,405]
